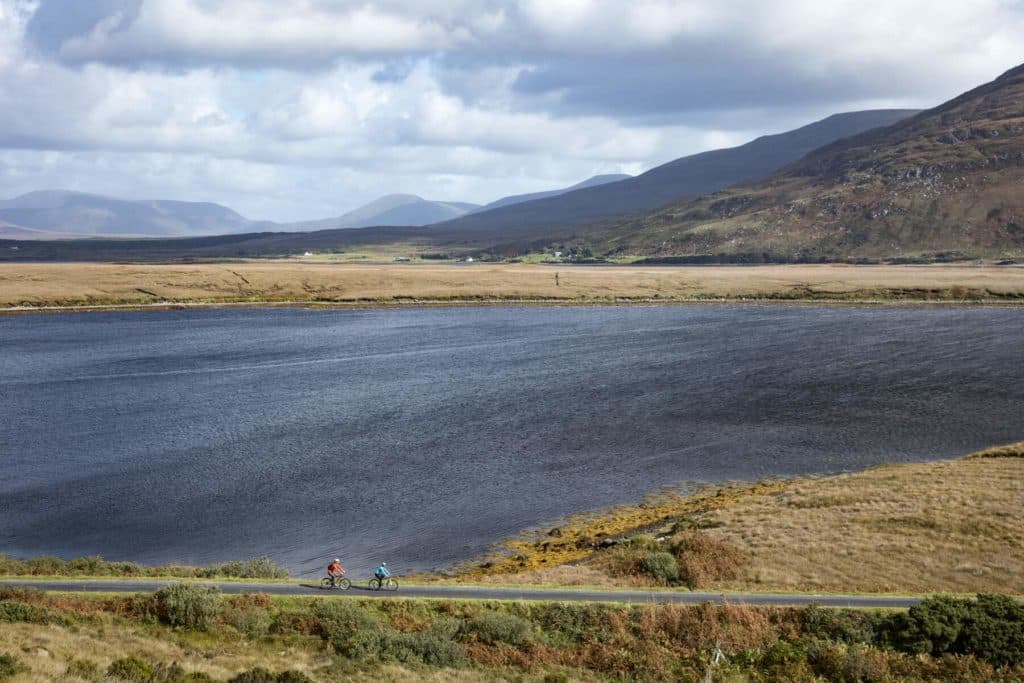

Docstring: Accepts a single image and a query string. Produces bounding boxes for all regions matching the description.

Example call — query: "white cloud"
[1,0,1022,220]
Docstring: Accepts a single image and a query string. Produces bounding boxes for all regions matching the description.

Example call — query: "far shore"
[2,261,1023,313]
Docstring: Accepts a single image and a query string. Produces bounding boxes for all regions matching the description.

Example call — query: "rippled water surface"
[2,305,1023,575]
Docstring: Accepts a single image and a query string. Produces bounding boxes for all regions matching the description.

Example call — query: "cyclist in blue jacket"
[374,562,391,580]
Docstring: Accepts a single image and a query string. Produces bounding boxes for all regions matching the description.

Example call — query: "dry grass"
[0,620,496,683]
[463,443,1024,595]
[702,443,1024,594]
[447,480,785,579]
[0,619,327,682]
[2,262,1024,309]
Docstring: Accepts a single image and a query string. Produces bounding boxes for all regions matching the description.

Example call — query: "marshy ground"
[2,262,1024,309]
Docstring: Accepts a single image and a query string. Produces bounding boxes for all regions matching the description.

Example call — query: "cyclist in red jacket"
[327,558,345,578]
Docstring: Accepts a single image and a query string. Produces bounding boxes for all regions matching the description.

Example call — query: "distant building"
[303,251,313,256]
[394,256,411,262]
[553,251,562,258]
[465,257,474,263]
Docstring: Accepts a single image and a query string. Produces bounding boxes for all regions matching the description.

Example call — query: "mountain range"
[0,175,632,239]
[0,190,258,239]
[0,110,910,241]
[3,61,1023,261]
[431,110,918,238]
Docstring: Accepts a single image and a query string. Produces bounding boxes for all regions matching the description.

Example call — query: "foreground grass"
[2,262,1024,310]
[2,585,1023,682]
[0,556,290,582]
[456,444,1024,596]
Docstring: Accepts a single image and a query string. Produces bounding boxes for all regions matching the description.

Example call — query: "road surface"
[0,579,921,608]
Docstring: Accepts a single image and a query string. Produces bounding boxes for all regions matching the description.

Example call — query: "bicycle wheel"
[338,577,351,590]
[321,577,334,590]
[386,578,398,591]
[369,578,381,591]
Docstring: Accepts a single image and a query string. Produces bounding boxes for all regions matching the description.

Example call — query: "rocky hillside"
[602,64,1024,261]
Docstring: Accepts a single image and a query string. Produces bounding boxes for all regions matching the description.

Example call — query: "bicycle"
[321,574,351,590]
[368,576,398,591]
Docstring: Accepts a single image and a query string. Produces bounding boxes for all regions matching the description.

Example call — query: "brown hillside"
[604,63,1024,261]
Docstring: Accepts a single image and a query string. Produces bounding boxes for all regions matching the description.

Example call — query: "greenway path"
[0,580,921,608]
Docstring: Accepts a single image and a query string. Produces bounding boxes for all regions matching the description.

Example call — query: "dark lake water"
[2,305,1023,577]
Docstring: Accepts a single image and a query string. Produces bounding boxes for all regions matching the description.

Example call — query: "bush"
[671,532,747,589]
[154,583,220,630]
[639,551,680,584]
[0,653,26,681]
[222,604,272,638]
[312,601,384,659]
[882,594,971,656]
[807,641,894,683]
[201,557,289,579]
[275,673,315,683]
[531,602,613,644]
[0,600,52,623]
[801,604,882,645]
[461,610,534,647]
[107,656,154,682]
[878,594,1024,667]
[958,594,1024,667]
[66,659,103,681]
[379,631,466,667]
[228,669,276,683]
[228,670,313,683]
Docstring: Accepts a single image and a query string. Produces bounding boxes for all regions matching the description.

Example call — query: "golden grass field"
[467,444,1024,595]
[2,262,1024,309]
[0,616,501,683]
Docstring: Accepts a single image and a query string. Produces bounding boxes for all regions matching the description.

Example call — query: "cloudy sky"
[1,0,1022,221]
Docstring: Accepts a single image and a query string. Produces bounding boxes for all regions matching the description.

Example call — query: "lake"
[2,305,1022,577]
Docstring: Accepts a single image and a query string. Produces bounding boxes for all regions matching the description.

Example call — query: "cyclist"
[327,558,345,580]
[374,562,391,583]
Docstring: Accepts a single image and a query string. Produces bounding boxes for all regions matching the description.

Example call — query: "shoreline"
[443,442,1024,595]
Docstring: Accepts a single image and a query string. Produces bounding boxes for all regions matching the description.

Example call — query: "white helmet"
[334,558,340,563]
[381,562,387,566]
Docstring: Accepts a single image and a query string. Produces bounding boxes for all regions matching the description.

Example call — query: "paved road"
[0,580,921,608]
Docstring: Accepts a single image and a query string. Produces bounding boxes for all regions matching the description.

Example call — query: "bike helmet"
[334,559,340,563]
[381,562,387,566]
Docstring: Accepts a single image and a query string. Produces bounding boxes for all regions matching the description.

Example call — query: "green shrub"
[275,672,315,683]
[0,600,52,623]
[228,668,313,683]
[807,641,894,683]
[228,669,276,683]
[801,604,881,644]
[202,557,289,579]
[0,653,26,681]
[958,594,1024,668]
[460,610,534,647]
[107,656,154,682]
[222,604,272,638]
[66,659,103,681]
[879,594,1024,667]
[879,594,970,656]
[379,631,466,667]
[639,551,680,584]
[312,600,384,659]
[154,583,220,630]
[531,602,613,644]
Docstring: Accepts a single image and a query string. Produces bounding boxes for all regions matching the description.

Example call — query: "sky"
[0,0,1022,222]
